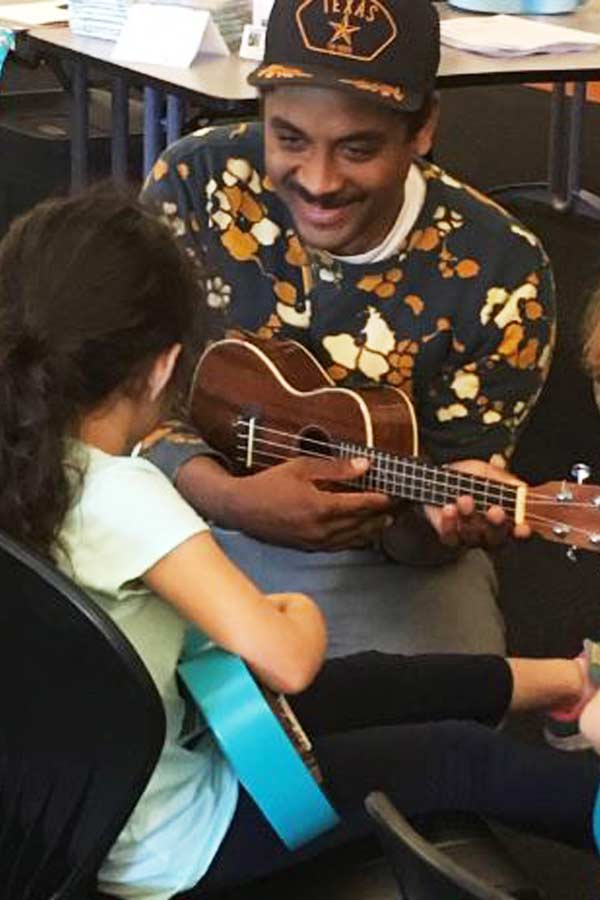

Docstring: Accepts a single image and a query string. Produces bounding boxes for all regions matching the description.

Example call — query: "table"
[438,0,600,216]
[14,24,258,186]
[9,0,600,214]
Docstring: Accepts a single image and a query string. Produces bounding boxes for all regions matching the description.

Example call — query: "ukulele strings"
[236,421,594,506]
[236,420,599,532]
[239,442,598,539]
[237,441,517,506]
[235,421,518,507]
[519,513,598,542]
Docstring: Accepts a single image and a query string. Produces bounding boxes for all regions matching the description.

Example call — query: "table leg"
[488,82,600,221]
[111,75,129,182]
[547,81,569,209]
[565,81,583,200]
[568,83,600,219]
[143,86,164,176]
[166,93,184,145]
[70,56,88,191]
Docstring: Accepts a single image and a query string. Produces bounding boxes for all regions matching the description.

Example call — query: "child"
[0,187,598,900]
[578,293,600,758]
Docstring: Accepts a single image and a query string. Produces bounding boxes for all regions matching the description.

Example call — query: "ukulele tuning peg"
[571,462,591,485]
[566,546,578,563]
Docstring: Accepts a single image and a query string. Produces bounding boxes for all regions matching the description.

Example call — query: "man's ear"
[413,94,440,158]
[148,343,182,402]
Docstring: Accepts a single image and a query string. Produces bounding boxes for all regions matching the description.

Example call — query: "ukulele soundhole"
[298,426,334,458]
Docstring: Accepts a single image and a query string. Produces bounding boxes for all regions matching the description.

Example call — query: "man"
[140,0,554,657]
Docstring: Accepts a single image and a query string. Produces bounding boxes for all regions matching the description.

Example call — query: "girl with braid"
[0,186,598,900]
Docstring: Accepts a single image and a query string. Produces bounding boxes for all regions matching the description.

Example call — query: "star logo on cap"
[296,0,397,63]
[329,14,361,48]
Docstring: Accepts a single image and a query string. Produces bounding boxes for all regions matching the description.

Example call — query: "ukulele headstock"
[528,465,600,557]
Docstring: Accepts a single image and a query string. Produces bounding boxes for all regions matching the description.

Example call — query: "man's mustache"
[285,179,365,209]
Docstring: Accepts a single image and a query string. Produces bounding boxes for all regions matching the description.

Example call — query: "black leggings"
[184,651,600,897]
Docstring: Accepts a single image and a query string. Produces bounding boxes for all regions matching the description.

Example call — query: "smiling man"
[140,0,555,658]
[263,88,433,256]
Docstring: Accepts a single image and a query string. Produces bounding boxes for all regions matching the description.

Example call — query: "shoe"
[543,715,593,751]
[543,639,600,752]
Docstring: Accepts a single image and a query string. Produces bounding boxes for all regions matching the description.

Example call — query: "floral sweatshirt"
[140,120,555,474]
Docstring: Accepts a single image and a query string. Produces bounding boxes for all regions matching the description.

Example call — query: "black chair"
[365,792,544,900]
[0,529,166,900]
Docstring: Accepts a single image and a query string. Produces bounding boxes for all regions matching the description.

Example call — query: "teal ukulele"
[178,630,340,850]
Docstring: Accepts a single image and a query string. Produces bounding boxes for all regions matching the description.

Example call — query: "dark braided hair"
[0,184,205,559]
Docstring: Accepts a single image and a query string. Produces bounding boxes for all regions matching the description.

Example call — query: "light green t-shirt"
[57,443,238,899]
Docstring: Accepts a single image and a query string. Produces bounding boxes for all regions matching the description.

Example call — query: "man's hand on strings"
[423,458,531,551]
[229,456,393,551]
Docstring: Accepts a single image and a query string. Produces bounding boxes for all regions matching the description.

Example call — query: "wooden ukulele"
[189,334,600,555]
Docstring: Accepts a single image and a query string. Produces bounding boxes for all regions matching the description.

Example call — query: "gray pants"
[212,527,505,657]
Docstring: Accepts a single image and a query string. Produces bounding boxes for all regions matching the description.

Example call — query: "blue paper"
[449,0,582,12]
[0,27,15,79]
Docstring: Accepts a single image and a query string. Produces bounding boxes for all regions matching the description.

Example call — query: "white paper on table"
[0,0,68,26]
[239,21,264,58]
[440,14,600,57]
[112,2,229,67]
[252,0,272,26]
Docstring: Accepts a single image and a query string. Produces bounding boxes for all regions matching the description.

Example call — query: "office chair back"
[0,530,166,900]
[365,792,531,900]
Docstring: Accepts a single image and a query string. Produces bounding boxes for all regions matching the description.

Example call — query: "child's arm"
[143,531,327,694]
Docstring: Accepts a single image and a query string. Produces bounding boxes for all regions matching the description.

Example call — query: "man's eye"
[277,134,305,150]
[343,145,375,160]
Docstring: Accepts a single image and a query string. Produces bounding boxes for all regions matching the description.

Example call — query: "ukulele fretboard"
[339,442,519,517]
[236,419,523,521]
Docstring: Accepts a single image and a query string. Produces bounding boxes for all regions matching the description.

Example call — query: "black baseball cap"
[248,0,440,112]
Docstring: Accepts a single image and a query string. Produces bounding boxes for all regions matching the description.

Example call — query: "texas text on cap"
[248,0,440,112]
